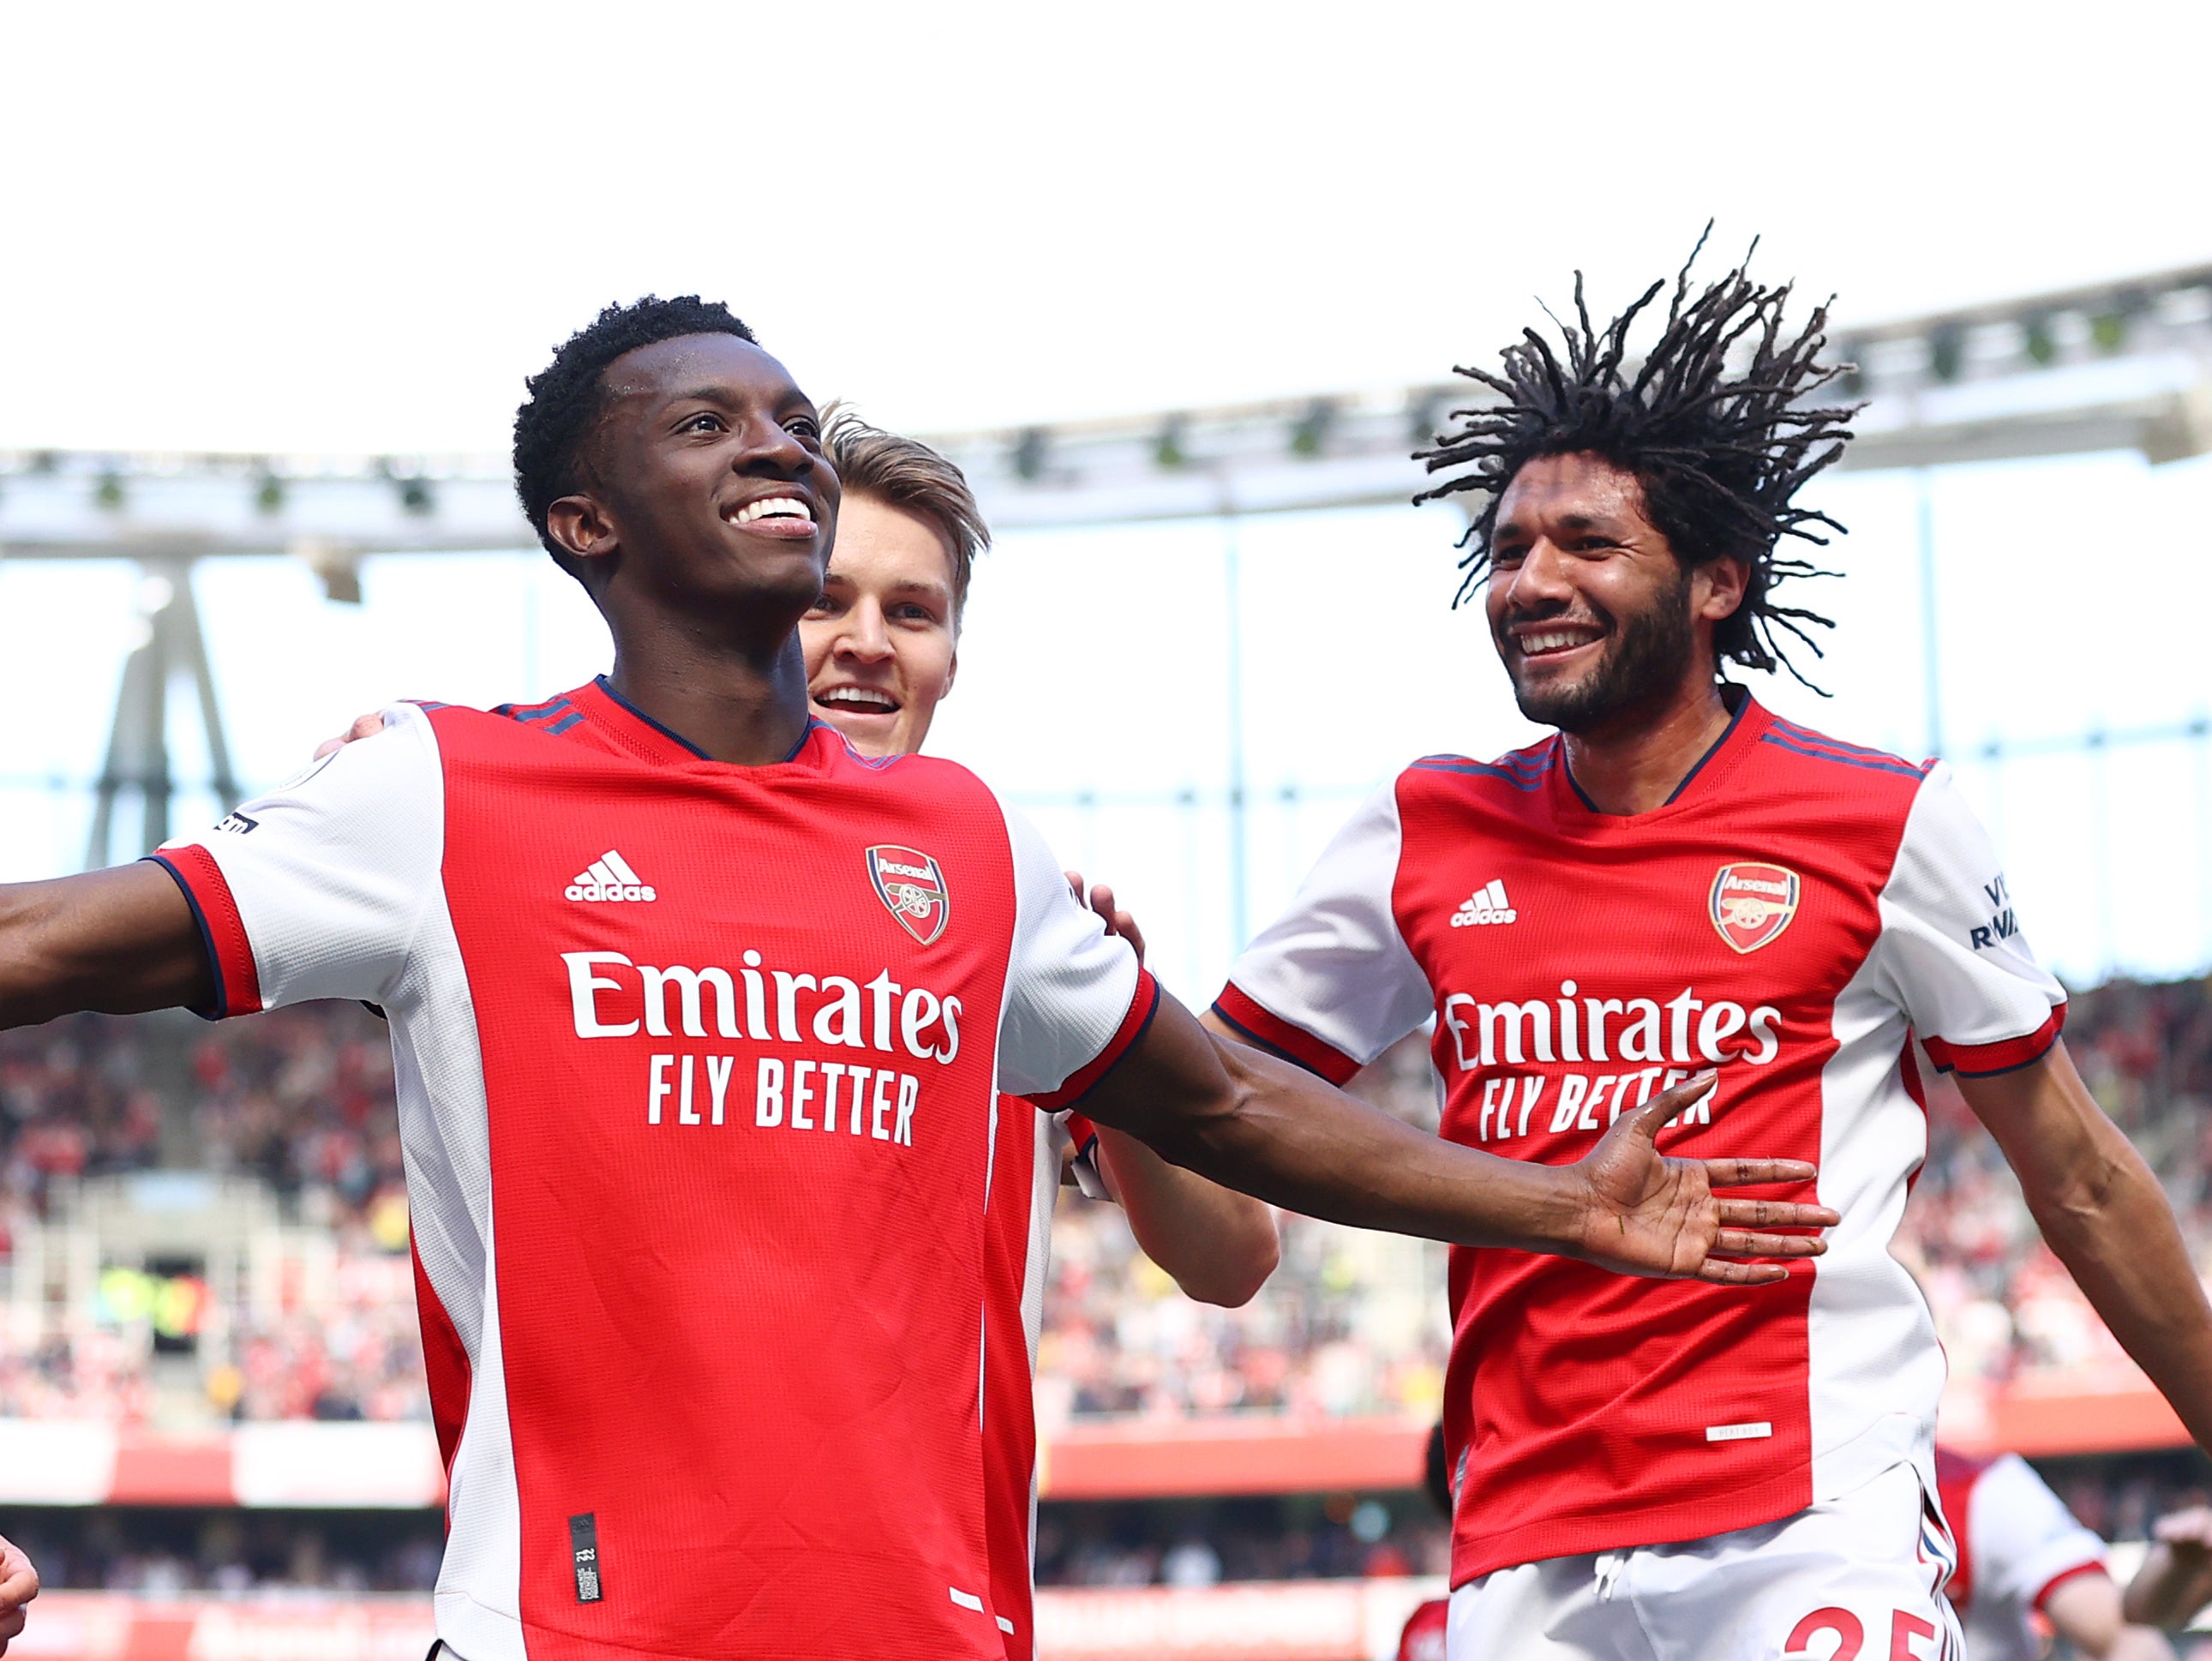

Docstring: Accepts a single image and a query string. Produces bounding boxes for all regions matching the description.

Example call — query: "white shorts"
[1447,1463,1962,1661]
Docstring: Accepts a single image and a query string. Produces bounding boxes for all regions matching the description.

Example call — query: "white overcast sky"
[1,1,2209,993]
[1,1,2208,450]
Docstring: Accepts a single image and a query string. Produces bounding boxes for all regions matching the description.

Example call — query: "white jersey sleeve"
[150,704,444,1016]
[1969,1454,2108,1615]
[992,801,1152,1107]
[1216,781,1430,1084]
[1870,763,2067,1075]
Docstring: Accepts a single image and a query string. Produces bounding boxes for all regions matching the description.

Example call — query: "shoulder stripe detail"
[1411,756,1548,790]
[1765,717,1924,771]
[496,695,581,729]
[1213,982,1362,1086]
[1028,970,1160,1113]
[1428,745,1548,771]
[541,711,584,736]
[404,699,449,713]
[1757,731,1927,779]
[145,848,265,1019]
[1922,1005,2066,1076]
[499,693,567,719]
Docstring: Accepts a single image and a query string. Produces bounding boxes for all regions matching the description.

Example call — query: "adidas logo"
[1449,879,1517,927]
[566,850,657,903]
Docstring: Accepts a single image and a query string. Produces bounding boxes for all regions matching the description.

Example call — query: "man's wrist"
[1491,1156,1589,1257]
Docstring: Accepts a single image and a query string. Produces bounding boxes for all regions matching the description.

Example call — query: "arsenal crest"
[866,845,950,946]
[1709,861,1800,954]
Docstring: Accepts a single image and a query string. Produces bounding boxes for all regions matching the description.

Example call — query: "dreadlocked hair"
[1412,231,1859,689]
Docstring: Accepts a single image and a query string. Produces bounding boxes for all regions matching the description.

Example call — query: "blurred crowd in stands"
[0,1014,164,1212]
[3,974,2212,1582]
[0,1508,441,1595]
[1035,1495,1452,1587]
[1,1004,423,1424]
[1904,974,2212,1388]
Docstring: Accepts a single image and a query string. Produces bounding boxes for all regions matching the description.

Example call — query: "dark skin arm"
[1964,1041,2212,1454]
[0,864,212,1024]
[1087,986,1837,1283]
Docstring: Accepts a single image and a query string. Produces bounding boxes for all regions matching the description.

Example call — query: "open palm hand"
[1568,1074,1836,1286]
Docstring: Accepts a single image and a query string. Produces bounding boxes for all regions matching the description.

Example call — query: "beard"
[1502,566,1695,734]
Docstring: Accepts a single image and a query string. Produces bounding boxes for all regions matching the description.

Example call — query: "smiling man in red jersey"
[1209,243,2212,1661]
[319,404,1281,1661]
[0,297,1832,1661]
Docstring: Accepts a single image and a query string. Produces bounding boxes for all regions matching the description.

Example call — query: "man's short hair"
[821,405,990,618]
[513,296,758,576]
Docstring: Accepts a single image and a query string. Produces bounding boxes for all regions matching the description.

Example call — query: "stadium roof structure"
[3,261,2209,865]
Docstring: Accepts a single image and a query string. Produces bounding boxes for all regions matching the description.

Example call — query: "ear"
[546,494,620,567]
[941,641,959,699]
[1694,556,1750,622]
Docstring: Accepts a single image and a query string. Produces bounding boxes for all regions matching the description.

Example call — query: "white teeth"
[819,687,896,711]
[732,495,813,525]
[1523,629,1598,654]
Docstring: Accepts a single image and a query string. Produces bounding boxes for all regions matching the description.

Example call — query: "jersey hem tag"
[1704,1422,1773,1443]
[569,1513,602,1603]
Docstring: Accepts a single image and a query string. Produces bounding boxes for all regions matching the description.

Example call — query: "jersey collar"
[1552,684,1772,824]
[570,675,837,771]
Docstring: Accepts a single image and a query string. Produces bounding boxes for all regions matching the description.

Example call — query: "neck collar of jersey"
[1554,683,1767,823]
[578,675,833,770]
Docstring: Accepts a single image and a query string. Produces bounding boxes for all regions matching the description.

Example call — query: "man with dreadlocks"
[1209,242,2212,1660]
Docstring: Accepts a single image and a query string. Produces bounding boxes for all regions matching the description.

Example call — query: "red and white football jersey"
[980,1102,1105,1661]
[153,678,1155,1661]
[1214,693,2065,1584]
[1936,1446,2107,1661]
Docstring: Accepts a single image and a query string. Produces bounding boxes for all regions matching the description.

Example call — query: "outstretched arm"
[1082,985,1835,1283]
[0,864,212,1028]
[1965,1042,2212,1453]
[2042,1570,2178,1660]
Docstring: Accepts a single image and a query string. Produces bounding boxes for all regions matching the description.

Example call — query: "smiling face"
[1484,452,1745,734]
[802,492,960,757]
[545,333,839,638]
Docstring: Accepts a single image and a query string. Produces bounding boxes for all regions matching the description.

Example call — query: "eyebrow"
[824,573,952,601]
[1496,510,1619,537]
[662,384,811,413]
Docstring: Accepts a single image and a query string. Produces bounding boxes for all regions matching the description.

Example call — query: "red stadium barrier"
[2,1594,435,1661]
[1939,1376,2190,1458]
[0,1385,2192,1511]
